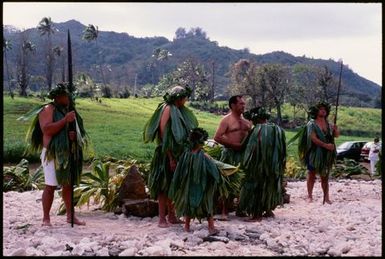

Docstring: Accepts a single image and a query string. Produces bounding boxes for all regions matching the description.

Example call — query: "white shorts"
[41,148,59,186]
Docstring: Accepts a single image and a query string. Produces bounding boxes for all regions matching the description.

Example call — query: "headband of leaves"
[47,83,70,99]
[243,107,271,124]
[188,127,209,147]
[163,85,192,104]
[308,101,331,119]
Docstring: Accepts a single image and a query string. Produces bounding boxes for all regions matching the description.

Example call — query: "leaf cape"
[143,102,198,198]
[239,123,286,217]
[288,119,336,177]
[168,150,221,220]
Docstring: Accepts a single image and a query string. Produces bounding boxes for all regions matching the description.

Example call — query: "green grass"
[3,96,381,163]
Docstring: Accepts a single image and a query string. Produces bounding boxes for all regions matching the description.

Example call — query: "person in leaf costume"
[239,107,287,221]
[143,85,198,228]
[214,95,252,220]
[168,128,221,235]
[292,102,339,204]
[17,83,87,226]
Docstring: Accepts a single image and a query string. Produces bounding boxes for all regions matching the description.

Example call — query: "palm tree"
[37,17,56,91]
[53,45,65,82]
[3,38,14,98]
[82,24,110,97]
[150,48,172,84]
[18,40,36,96]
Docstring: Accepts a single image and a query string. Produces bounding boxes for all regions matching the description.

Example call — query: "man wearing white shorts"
[21,83,86,227]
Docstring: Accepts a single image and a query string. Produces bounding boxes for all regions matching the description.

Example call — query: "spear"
[334,59,343,125]
[323,59,343,205]
[67,29,75,227]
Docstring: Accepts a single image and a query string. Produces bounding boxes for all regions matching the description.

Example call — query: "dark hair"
[188,127,209,147]
[374,137,379,142]
[308,101,331,119]
[243,107,270,125]
[229,95,243,109]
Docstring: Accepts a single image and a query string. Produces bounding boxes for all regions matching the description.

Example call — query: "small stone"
[11,248,26,256]
[119,247,137,256]
[96,247,109,256]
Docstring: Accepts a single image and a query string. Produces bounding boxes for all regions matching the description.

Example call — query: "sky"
[3,2,382,86]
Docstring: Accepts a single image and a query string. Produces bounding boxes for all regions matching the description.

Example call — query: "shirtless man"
[37,86,86,226]
[214,95,252,219]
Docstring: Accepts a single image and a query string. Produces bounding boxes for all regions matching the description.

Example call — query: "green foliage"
[3,159,44,192]
[203,144,222,160]
[58,158,149,214]
[284,156,306,179]
[331,159,369,178]
[189,101,228,114]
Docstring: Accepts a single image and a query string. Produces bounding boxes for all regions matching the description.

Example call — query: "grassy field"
[3,96,380,163]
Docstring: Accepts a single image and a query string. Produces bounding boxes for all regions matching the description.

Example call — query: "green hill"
[3,20,381,107]
[3,96,380,163]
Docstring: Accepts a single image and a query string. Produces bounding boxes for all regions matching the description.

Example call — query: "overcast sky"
[3,2,382,86]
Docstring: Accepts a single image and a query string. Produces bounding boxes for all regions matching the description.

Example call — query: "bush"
[3,140,40,163]
[284,156,306,179]
[331,158,369,178]
[3,159,44,192]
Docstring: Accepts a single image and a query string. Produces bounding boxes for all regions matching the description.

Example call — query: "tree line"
[4,18,377,125]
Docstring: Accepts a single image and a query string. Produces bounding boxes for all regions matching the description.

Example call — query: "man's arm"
[39,104,75,137]
[159,105,170,140]
[310,132,334,151]
[214,118,242,150]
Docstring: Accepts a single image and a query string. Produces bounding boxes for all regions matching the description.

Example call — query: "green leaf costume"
[218,146,246,200]
[143,87,198,199]
[239,123,287,217]
[168,149,221,220]
[18,102,87,186]
[288,102,336,177]
[301,119,336,177]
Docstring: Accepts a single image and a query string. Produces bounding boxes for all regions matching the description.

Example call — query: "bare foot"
[67,217,86,226]
[324,200,332,205]
[158,221,169,228]
[307,197,313,203]
[42,220,52,227]
[208,228,220,236]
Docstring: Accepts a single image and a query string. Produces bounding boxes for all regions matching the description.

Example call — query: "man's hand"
[65,111,76,123]
[332,124,340,138]
[324,143,335,151]
[69,131,76,141]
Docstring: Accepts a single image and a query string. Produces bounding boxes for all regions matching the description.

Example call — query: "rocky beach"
[3,179,382,256]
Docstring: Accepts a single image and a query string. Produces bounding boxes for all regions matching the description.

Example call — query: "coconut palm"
[82,24,99,43]
[37,17,56,91]
[82,24,110,97]
[53,45,65,82]
[3,38,14,98]
[18,40,36,96]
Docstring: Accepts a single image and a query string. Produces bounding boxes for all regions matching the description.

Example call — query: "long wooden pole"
[334,60,343,125]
